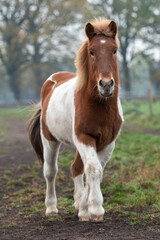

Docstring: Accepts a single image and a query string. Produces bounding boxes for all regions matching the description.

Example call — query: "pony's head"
[76,18,119,98]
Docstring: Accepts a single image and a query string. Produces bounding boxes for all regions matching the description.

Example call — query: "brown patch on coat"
[41,72,76,141]
[71,151,84,178]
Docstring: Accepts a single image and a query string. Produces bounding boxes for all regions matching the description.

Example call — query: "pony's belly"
[46,78,76,145]
[47,116,73,145]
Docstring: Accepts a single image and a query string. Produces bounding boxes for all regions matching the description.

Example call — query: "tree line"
[0,0,159,102]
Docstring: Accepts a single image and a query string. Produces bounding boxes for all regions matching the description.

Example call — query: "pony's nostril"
[110,79,114,87]
[99,80,104,88]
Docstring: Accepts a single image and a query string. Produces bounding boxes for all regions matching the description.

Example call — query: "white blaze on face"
[100,39,106,44]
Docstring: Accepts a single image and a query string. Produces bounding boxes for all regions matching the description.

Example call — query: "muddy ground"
[0,115,160,240]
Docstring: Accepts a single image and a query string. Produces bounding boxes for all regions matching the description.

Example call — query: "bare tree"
[0,0,29,100]
[0,0,90,101]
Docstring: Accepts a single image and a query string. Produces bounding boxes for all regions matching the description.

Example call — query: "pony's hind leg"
[41,132,61,216]
[71,151,85,215]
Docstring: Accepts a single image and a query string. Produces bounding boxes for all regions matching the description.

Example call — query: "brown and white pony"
[28,18,124,222]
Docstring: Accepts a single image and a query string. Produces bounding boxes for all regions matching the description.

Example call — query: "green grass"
[0,107,31,141]
[0,107,31,119]
[59,151,75,168]
[123,100,160,129]
[102,127,160,221]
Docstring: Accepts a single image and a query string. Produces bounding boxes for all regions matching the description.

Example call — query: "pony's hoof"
[91,215,104,222]
[46,207,58,216]
[78,209,90,221]
[46,211,58,217]
[79,216,90,222]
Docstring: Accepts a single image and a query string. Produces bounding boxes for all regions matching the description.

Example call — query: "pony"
[28,18,124,222]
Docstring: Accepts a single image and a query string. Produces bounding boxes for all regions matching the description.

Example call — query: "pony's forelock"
[90,18,118,42]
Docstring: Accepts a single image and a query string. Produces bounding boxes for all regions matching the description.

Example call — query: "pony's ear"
[85,23,95,41]
[108,20,118,38]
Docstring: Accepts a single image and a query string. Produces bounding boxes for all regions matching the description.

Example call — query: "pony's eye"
[90,51,94,56]
[113,49,117,54]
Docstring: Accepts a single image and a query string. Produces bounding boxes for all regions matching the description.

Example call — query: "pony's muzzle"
[98,79,114,97]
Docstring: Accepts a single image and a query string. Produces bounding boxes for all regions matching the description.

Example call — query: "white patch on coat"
[73,174,84,211]
[118,97,124,122]
[47,73,58,84]
[46,77,76,145]
[47,74,54,81]
[100,39,106,44]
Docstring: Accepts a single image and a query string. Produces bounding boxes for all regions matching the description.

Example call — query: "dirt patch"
[1,216,160,240]
[0,116,160,240]
[125,124,160,135]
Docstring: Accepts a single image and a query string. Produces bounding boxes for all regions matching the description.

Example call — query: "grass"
[0,101,160,226]
[0,107,31,119]
[0,107,31,141]
[123,100,160,129]
[102,125,160,220]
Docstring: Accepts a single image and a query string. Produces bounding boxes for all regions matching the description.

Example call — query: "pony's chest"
[96,116,122,151]
[77,98,123,151]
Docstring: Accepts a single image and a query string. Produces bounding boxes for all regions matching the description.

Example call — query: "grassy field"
[123,100,160,129]
[0,101,160,230]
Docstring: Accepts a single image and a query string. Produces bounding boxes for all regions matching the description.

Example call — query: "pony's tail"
[27,103,44,164]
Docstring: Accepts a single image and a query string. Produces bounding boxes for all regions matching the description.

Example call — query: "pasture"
[0,101,160,240]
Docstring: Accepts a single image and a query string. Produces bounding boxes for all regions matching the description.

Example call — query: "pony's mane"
[75,40,88,92]
[75,18,118,92]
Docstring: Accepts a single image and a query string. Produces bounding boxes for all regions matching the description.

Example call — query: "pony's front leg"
[41,133,61,216]
[74,135,105,222]
[98,141,115,170]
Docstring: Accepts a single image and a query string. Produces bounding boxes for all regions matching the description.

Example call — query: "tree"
[24,0,90,99]
[137,1,160,97]
[0,0,90,101]
[0,0,29,101]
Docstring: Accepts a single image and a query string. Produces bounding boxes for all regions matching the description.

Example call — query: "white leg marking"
[73,174,84,212]
[73,137,105,221]
[78,183,90,221]
[41,132,61,216]
[98,141,115,169]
